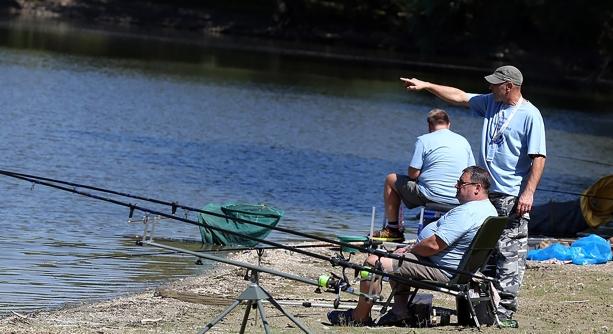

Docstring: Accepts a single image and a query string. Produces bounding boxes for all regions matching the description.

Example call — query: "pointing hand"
[400,77,428,91]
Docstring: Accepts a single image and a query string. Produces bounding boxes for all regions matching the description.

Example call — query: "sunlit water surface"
[0,20,611,315]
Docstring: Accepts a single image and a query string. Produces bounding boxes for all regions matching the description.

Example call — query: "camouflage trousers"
[484,193,528,319]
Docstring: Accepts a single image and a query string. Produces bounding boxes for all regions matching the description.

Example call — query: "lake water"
[0,19,612,315]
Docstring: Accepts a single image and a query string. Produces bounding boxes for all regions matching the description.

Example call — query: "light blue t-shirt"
[416,222,436,242]
[468,93,546,196]
[426,199,498,277]
[410,129,475,204]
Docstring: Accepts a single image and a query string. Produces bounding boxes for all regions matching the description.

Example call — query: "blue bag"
[570,234,612,265]
[527,234,612,265]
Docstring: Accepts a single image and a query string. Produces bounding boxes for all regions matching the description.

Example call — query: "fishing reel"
[317,272,347,291]
[316,272,352,308]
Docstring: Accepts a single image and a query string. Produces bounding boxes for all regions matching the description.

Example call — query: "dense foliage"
[3,0,612,82]
[271,0,613,81]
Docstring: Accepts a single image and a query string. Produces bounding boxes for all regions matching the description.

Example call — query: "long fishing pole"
[146,240,466,300]
[557,155,613,167]
[536,187,613,200]
[2,169,470,301]
[30,243,338,268]
[0,169,214,216]
[2,171,334,262]
[4,169,611,207]
[0,169,495,282]
[195,243,336,253]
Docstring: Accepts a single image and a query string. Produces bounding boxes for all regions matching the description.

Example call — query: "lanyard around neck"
[490,97,524,144]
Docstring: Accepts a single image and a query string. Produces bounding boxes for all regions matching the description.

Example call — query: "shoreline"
[1,242,611,333]
[1,17,612,112]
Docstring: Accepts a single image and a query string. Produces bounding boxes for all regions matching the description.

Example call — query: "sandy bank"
[0,243,611,333]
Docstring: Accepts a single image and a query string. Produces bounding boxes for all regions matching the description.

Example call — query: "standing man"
[400,65,546,323]
[373,109,475,241]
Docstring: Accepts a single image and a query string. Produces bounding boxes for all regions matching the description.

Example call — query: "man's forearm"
[410,235,446,257]
[411,243,437,257]
[402,78,470,107]
[524,156,546,195]
[423,83,470,107]
[517,155,546,215]
[408,167,420,180]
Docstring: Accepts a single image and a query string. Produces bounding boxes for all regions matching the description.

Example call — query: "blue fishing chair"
[417,202,457,233]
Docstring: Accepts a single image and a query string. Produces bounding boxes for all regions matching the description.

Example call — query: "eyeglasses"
[456,179,479,188]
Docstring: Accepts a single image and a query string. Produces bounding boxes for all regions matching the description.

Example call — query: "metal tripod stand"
[198,249,312,334]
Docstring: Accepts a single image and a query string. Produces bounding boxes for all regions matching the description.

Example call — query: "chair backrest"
[451,216,507,284]
[420,202,459,227]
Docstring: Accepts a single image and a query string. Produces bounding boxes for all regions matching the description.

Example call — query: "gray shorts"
[394,174,430,209]
[391,253,449,293]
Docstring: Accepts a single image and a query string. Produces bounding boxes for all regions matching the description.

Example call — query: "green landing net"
[198,202,283,247]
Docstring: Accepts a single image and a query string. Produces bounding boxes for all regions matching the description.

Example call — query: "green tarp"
[198,202,283,246]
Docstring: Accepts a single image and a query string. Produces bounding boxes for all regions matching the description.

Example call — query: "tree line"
[4,0,612,85]
[270,0,612,84]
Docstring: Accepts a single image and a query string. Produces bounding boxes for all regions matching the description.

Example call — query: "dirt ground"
[0,243,611,334]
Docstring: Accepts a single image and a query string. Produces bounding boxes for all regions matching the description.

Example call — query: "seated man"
[374,108,475,241]
[329,166,497,326]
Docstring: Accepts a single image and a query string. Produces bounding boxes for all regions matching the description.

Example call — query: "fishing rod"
[0,169,277,217]
[145,239,470,301]
[141,238,459,334]
[5,169,610,209]
[33,243,338,268]
[0,169,496,282]
[1,170,468,306]
[2,170,370,307]
[557,155,613,167]
[1,171,334,262]
[194,243,336,253]
[7,170,611,201]
[6,170,497,281]
[3,171,504,328]
[536,187,613,200]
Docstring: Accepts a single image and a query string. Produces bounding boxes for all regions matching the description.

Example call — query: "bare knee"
[364,254,380,267]
[364,255,394,272]
[385,173,398,187]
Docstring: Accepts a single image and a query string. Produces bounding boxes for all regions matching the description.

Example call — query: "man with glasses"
[328,166,497,326]
[373,108,475,242]
[400,66,546,324]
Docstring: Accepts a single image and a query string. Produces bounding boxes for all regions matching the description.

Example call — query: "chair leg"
[380,286,397,315]
[379,286,419,316]
[485,283,502,327]
[466,295,482,329]
[407,288,419,306]
[418,207,425,232]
